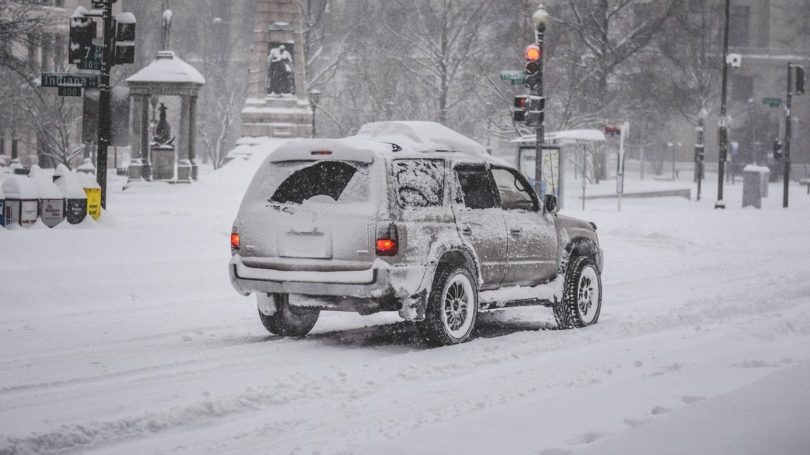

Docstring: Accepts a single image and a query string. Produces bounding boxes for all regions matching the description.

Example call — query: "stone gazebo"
[126,50,205,183]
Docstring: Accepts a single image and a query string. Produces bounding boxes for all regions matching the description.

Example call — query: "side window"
[392,159,445,208]
[491,167,537,211]
[455,165,498,210]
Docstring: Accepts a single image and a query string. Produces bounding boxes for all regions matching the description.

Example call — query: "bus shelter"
[507,129,605,210]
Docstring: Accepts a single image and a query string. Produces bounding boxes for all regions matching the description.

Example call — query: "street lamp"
[531,4,550,199]
[309,89,321,138]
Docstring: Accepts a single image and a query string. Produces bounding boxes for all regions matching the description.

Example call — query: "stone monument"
[241,1,313,138]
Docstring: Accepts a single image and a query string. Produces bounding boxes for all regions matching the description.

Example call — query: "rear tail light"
[230,227,240,252]
[376,223,399,256]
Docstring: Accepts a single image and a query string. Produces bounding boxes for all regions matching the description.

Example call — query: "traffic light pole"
[783,62,793,208]
[96,0,115,210]
[533,30,545,199]
[715,0,731,209]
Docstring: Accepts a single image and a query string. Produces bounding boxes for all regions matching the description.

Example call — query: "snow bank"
[1,175,38,199]
[28,165,63,199]
[53,164,88,199]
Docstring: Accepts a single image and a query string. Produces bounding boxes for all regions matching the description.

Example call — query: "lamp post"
[667,142,682,180]
[309,89,321,138]
[695,108,707,201]
[531,5,550,199]
[715,0,731,209]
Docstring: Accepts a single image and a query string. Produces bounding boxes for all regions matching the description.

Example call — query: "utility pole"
[715,0,731,209]
[784,63,794,208]
[96,0,114,209]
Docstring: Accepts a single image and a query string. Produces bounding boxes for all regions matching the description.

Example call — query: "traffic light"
[525,96,545,127]
[513,95,528,122]
[773,138,783,160]
[114,13,136,64]
[525,44,542,75]
[794,65,805,95]
[69,9,96,64]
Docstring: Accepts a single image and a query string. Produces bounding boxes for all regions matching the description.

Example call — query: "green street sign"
[762,97,783,108]
[58,86,82,97]
[77,45,103,71]
[500,70,526,82]
[41,72,99,89]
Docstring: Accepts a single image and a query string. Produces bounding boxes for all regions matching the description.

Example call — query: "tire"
[257,293,320,337]
[553,256,602,329]
[417,265,478,346]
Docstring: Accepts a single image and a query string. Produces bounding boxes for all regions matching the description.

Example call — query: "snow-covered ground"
[1,158,810,454]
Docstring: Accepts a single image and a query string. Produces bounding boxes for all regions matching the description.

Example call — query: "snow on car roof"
[268,121,502,165]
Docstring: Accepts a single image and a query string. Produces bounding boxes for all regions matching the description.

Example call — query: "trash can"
[28,165,65,228]
[54,164,87,225]
[742,165,769,209]
[1,176,39,227]
[78,173,102,220]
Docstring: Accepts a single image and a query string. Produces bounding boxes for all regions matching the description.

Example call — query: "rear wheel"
[417,266,478,346]
[554,256,602,329]
[257,293,320,337]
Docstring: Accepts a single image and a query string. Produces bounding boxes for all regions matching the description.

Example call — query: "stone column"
[176,95,192,183]
[127,94,146,181]
[141,95,152,180]
[189,95,198,181]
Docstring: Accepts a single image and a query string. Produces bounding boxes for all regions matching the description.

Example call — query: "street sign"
[762,97,783,108]
[41,72,99,89]
[58,86,82,97]
[78,45,103,70]
[500,70,526,82]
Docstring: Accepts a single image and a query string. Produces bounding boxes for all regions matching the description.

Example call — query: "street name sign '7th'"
[40,72,99,89]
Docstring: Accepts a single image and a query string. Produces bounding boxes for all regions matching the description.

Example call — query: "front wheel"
[554,256,602,329]
[257,293,320,337]
[417,266,478,346]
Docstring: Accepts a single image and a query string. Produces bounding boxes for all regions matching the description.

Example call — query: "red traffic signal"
[525,44,541,74]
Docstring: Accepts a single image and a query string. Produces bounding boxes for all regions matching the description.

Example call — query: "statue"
[153,103,175,147]
[266,44,295,96]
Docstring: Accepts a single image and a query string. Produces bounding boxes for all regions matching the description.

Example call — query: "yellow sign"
[84,187,102,220]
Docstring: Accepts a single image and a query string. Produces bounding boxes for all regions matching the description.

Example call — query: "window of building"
[732,75,754,103]
[729,5,751,47]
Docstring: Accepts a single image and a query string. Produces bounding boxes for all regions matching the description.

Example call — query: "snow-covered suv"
[229,122,603,346]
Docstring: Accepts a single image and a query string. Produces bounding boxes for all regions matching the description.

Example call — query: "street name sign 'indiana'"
[41,72,100,89]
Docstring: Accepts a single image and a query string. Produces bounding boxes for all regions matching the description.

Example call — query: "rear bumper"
[229,255,426,301]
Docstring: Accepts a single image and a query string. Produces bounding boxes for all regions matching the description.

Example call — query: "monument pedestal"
[241,96,312,138]
[152,145,175,181]
[177,159,192,183]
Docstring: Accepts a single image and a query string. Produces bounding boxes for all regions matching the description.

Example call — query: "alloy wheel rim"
[442,274,474,338]
[577,266,599,324]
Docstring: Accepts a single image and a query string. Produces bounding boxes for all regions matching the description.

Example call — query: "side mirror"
[544,194,558,214]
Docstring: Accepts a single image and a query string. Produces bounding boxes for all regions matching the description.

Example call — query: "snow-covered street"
[2,167,810,455]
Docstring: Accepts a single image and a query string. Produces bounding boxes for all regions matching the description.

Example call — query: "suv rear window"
[392,159,444,208]
[265,161,369,205]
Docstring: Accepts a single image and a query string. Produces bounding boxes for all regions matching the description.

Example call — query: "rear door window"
[392,159,445,208]
[455,165,498,210]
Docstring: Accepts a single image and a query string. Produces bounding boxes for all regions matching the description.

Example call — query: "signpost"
[41,72,99,88]
[762,97,783,108]
[58,86,82,97]
[78,45,103,70]
[500,70,526,86]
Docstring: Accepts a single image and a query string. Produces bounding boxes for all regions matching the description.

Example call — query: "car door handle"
[510,227,523,235]
[461,226,473,236]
